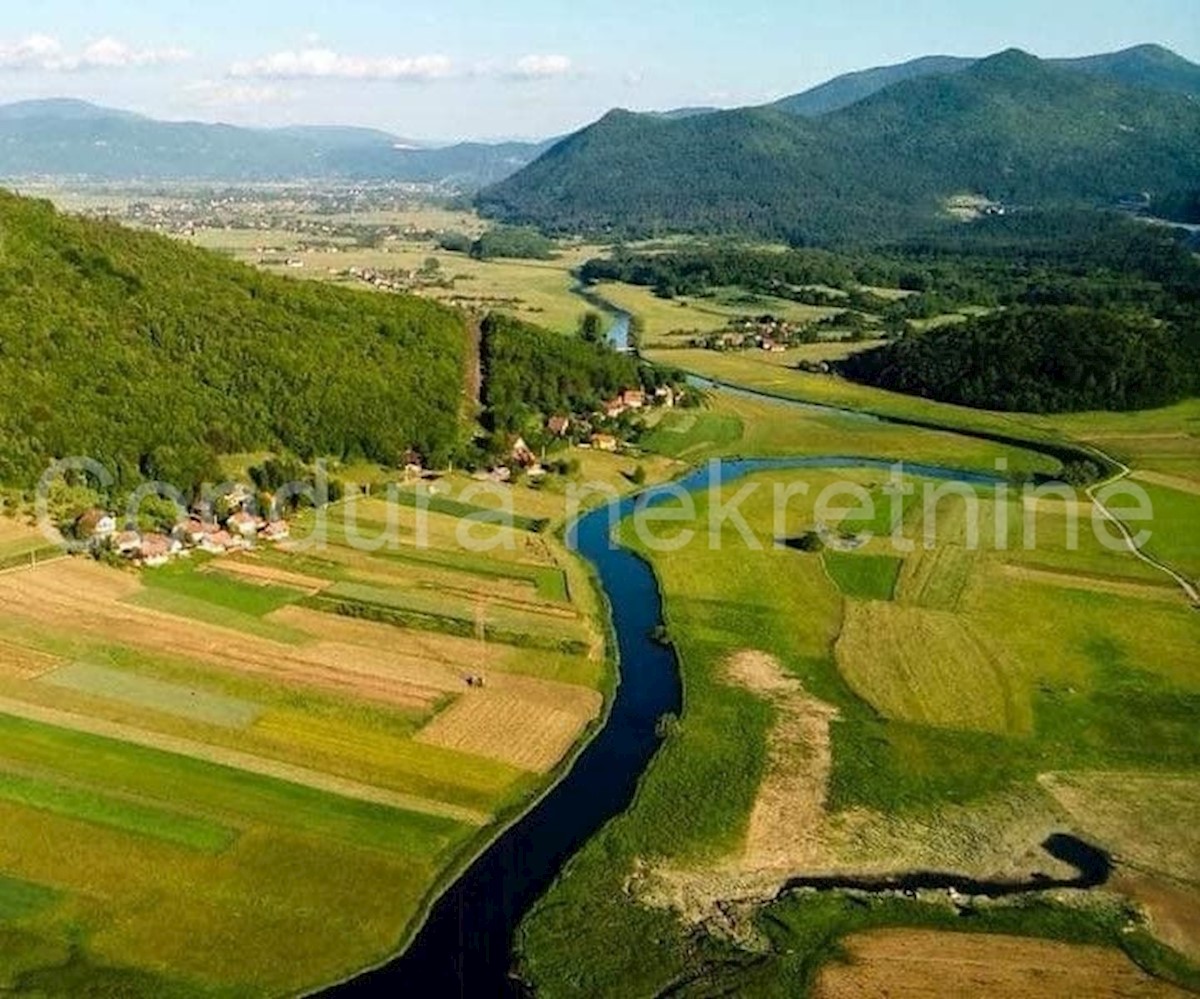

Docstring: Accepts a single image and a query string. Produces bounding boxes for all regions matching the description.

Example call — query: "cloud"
[0,34,190,71]
[507,54,573,80]
[182,80,296,108]
[229,48,453,82]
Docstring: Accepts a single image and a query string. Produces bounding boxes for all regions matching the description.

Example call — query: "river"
[323,437,1116,996]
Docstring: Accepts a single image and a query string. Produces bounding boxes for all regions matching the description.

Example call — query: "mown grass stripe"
[0,770,236,853]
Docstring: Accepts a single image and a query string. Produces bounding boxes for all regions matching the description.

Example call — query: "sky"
[0,0,1196,142]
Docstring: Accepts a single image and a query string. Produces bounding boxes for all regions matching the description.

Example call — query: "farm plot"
[40,661,262,728]
[834,601,1027,734]
[415,675,603,773]
[814,929,1187,999]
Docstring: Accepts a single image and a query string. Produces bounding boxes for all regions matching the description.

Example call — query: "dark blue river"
[323,456,1104,998]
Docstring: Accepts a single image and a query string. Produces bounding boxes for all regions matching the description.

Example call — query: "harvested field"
[896,544,976,610]
[0,640,61,679]
[725,652,838,873]
[1022,494,1095,518]
[1132,470,1200,497]
[0,695,487,824]
[0,561,459,710]
[814,929,1187,999]
[270,605,601,687]
[1114,873,1200,963]
[415,678,602,772]
[835,602,1025,734]
[997,564,1183,604]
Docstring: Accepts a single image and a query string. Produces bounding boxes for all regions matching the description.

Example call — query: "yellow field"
[815,929,1187,999]
[415,679,602,772]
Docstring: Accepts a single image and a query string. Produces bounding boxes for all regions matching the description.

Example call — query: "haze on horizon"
[0,0,1197,142]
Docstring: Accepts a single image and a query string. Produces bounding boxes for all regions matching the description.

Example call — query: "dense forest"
[840,308,1199,412]
[583,212,1200,320]
[480,313,641,432]
[479,51,1200,243]
[0,191,467,493]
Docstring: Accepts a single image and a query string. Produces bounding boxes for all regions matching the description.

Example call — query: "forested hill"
[0,191,467,490]
[477,50,1200,243]
[771,44,1200,118]
[840,308,1199,413]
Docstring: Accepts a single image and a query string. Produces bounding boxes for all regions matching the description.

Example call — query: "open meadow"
[0,486,613,994]
[516,404,1200,996]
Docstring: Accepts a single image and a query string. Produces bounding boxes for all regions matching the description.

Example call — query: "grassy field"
[186,219,607,336]
[641,390,1059,477]
[589,281,843,346]
[515,444,1200,996]
[0,480,617,993]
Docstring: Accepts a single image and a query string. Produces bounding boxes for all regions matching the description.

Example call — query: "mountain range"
[0,43,1195,212]
[0,98,554,187]
[478,47,1200,243]
[772,43,1200,116]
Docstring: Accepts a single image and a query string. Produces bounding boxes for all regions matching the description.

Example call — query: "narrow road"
[1082,446,1200,606]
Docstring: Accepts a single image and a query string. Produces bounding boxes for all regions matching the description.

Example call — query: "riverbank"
[508,388,1200,996]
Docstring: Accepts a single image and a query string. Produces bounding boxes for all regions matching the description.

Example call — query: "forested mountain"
[0,100,549,188]
[0,190,467,490]
[478,50,1200,243]
[771,44,1200,117]
[772,55,973,116]
[841,308,1199,413]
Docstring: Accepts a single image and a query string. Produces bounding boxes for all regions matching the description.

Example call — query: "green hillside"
[0,190,467,490]
[772,44,1200,118]
[840,307,1200,413]
[478,50,1200,242]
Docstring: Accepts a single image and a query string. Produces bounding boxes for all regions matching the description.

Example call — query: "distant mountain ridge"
[478,48,1200,243]
[0,99,550,187]
[0,43,1194,192]
[772,43,1200,117]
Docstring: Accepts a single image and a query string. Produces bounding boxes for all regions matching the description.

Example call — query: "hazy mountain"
[477,49,1200,243]
[0,99,546,187]
[772,44,1200,117]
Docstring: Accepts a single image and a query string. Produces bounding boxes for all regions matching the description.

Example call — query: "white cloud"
[507,54,573,80]
[0,34,190,72]
[229,48,453,82]
[182,80,296,108]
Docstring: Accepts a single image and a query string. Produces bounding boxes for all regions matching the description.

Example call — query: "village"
[692,313,817,352]
[72,484,292,569]
[470,382,684,486]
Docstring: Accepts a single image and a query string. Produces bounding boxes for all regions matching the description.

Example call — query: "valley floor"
[515,377,1200,997]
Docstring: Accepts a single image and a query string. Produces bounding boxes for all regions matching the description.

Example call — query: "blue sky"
[0,0,1196,141]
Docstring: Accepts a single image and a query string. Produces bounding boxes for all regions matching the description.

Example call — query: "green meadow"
[517,442,1200,995]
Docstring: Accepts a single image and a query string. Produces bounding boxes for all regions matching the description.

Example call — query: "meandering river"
[326,422,1104,997]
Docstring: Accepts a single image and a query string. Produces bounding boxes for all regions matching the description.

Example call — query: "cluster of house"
[341,265,410,292]
[75,497,291,569]
[697,315,808,352]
